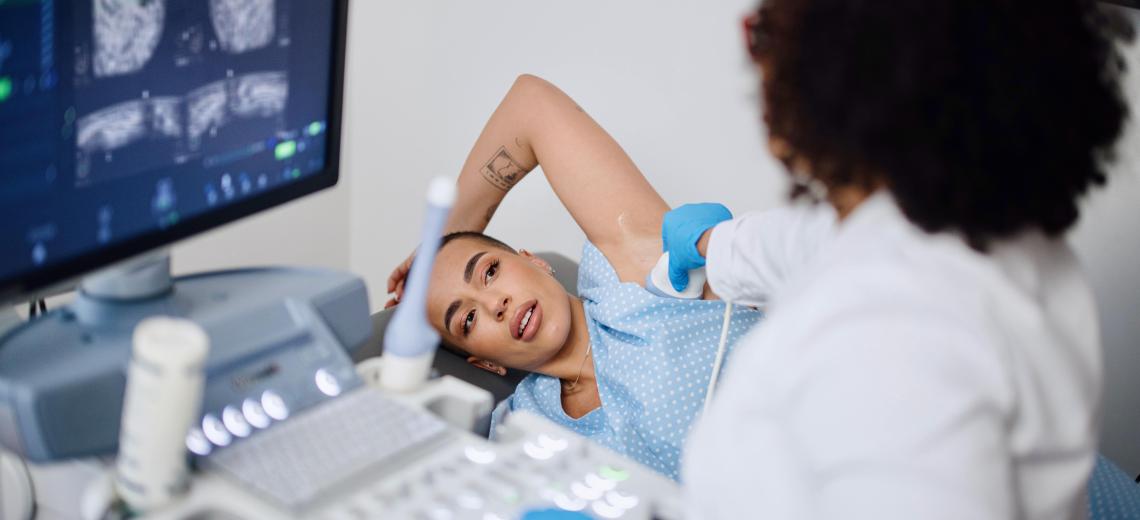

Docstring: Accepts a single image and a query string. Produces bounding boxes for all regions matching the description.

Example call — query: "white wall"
[1071,7,1140,475]
[342,1,1140,473]
[342,0,786,309]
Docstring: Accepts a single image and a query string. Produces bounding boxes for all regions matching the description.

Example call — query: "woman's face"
[426,237,574,372]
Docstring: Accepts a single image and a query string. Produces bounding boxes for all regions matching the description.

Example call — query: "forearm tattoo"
[480,146,529,191]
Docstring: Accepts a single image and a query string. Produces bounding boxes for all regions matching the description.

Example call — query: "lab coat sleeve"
[782,310,1015,518]
[704,204,836,307]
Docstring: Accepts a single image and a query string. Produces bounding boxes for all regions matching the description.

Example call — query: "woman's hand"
[385,251,415,309]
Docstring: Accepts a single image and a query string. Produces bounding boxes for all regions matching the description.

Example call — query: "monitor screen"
[0,0,347,302]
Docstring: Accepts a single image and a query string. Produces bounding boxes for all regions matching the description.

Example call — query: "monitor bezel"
[0,0,351,304]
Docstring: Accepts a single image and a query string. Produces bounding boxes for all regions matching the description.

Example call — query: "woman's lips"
[521,302,542,342]
[511,300,541,341]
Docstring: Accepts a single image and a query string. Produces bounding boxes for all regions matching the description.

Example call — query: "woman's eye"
[462,310,475,336]
[484,260,499,284]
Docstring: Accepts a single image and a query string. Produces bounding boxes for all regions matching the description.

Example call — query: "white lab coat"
[684,192,1101,520]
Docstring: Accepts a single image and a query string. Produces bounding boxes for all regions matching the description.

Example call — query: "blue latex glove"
[662,202,733,292]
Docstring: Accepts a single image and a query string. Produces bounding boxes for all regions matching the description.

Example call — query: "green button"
[307,121,323,136]
[599,465,630,482]
[0,77,12,103]
[274,140,296,160]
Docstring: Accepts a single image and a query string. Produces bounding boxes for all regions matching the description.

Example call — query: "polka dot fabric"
[491,243,761,481]
[1089,454,1140,520]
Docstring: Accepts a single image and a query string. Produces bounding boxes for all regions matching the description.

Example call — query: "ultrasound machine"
[0,1,680,518]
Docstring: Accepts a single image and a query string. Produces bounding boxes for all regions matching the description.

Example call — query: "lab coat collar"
[821,189,905,259]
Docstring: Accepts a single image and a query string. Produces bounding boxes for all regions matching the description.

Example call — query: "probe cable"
[702,301,733,416]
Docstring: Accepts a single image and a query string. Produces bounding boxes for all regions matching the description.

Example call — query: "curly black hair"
[750,0,1134,249]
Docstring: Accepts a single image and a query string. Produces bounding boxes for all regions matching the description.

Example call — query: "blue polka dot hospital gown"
[491,243,761,481]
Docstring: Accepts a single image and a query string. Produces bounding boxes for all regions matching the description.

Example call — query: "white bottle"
[115,317,209,513]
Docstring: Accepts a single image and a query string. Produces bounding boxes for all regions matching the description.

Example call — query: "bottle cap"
[132,317,209,368]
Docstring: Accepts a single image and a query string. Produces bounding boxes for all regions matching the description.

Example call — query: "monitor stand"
[0,252,374,463]
[79,250,175,303]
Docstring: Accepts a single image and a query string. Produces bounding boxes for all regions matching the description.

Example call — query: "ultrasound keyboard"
[188,386,683,519]
[204,387,450,510]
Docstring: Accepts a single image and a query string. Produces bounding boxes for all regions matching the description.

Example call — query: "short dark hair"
[750,0,1134,250]
[440,231,516,254]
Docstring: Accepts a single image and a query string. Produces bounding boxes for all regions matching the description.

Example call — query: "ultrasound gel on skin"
[115,317,209,512]
[382,177,456,392]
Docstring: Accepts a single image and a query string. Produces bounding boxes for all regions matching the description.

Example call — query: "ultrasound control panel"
[186,296,364,458]
[0,267,372,462]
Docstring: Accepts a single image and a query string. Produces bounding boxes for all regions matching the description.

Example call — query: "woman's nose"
[494,294,508,319]
[489,295,510,321]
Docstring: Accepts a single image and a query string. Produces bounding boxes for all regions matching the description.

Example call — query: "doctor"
[668,1,1134,518]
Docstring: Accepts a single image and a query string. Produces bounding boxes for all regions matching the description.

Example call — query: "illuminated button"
[591,499,625,519]
[598,465,630,482]
[550,492,588,512]
[537,434,569,452]
[315,368,342,397]
[202,414,232,447]
[605,490,640,510]
[585,472,617,491]
[454,489,484,510]
[185,428,212,456]
[464,445,496,465]
[261,390,289,420]
[242,398,271,429]
[570,481,604,501]
[523,441,554,460]
[222,405,251,438]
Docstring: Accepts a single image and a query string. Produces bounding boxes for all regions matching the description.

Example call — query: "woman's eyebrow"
[445,251,488,332]
[464,251,487,283]
[444,300,461,333]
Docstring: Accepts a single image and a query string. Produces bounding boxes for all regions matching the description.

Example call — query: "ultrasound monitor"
[0,0,348,303]
[0,0,368,464]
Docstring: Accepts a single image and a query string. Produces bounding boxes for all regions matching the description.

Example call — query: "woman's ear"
[518,249,553,275]
[467,356,507,376]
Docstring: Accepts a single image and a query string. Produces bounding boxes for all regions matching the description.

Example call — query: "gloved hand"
[662,202,733,292]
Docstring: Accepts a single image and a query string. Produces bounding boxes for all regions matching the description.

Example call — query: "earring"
[478,360,506,376]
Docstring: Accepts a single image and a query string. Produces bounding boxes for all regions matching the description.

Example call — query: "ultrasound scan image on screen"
[0,0,339,298]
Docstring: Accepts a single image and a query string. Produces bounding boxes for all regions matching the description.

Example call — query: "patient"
[386,75,760,480]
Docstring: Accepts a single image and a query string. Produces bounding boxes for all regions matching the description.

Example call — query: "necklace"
[562,342,593,393]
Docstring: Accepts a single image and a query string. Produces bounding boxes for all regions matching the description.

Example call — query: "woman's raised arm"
[452,75,667,257]
[390,75,669,303]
